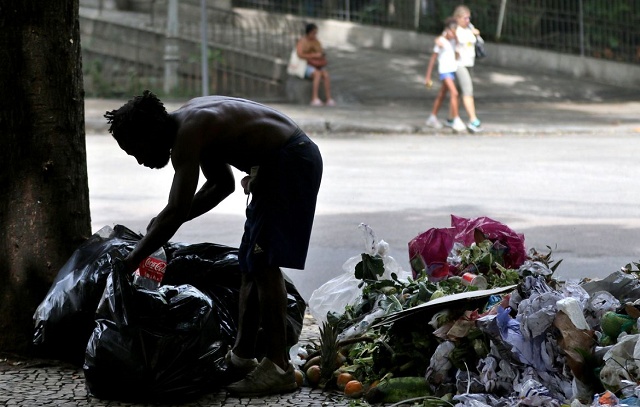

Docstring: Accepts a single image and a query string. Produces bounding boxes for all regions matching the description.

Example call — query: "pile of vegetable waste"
[294,217,640,407]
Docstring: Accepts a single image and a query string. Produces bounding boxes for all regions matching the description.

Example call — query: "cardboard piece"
[373,285,517,327]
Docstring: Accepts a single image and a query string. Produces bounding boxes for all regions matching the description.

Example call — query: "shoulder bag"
[475,35,487,59]
[287,48,307,78]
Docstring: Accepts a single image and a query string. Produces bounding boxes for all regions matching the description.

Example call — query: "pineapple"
[319,321,339,388]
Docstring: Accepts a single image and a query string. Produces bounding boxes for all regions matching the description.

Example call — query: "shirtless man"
[104,90,323,397]
[296,23,335,106]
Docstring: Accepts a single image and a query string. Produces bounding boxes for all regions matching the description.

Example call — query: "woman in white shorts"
[450,5,483,133]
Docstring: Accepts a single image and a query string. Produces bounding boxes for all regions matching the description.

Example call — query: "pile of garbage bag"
[33,225,306,402]
[306,216,640,407]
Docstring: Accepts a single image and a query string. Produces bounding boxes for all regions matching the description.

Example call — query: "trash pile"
[302,216,640,407]
[32,224,306,403]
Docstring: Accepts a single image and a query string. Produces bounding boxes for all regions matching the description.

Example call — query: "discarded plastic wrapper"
[33,224,307,402]
[556,297,590,330]
[309,223,411,324]
[32,225,141,364]
[84,261,225,402]
[407,215,526,280]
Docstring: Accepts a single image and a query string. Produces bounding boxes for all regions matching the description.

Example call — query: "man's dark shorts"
[239,129,322,274]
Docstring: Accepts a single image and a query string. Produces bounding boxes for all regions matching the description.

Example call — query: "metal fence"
[81,0,300,99]
[232,0,640,63]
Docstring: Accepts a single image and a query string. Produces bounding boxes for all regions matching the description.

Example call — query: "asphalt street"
[83,16,640,303]
[86,101,640,302]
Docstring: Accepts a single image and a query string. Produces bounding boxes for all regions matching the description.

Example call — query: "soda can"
[460,272,488,290]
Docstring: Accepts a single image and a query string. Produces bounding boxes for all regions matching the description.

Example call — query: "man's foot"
[425,114,443,129]
[226,358,297,397]
[451,117,467,132]
[224,350,259,384]
[310,98,323,107]
[325,99,336,107]
[467,119,483,133]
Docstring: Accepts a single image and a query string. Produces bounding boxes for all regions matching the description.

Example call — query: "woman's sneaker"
[467,119,483,133]
[451,117,467,132]
[227,358,297,397]
[425,114,443,129]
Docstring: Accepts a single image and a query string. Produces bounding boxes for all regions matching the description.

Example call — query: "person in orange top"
[296,23,336,107]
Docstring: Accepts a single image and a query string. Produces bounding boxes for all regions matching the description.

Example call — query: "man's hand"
[241,176,251,195]
[241,167,259,195]
[119,255,139,275]
[112,256,138,281]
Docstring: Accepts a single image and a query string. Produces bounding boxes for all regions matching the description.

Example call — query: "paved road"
[84,20,640,303]
[87,111,640,302]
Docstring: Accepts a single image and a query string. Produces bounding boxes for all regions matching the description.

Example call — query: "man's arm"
[186,162,235,221]
[123,128,205,272]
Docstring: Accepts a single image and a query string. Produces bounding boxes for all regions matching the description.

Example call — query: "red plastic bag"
[408,215,526,280]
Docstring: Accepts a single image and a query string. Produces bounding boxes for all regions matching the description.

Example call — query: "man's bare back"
[170,96,299,172]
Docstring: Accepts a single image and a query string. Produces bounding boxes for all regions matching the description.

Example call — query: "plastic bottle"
[132,247,167,290]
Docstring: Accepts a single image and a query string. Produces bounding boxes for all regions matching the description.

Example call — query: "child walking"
[424,18,466,132]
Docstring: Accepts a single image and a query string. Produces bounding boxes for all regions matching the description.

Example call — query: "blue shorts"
[304,65,317,79]
[439,72,456,81]
[239,129,323,274]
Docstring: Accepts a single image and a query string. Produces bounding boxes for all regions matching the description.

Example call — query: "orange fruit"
[294,369,304,387]
[336,372,355,390]
[306,365,321,386]
[344,379,364,398]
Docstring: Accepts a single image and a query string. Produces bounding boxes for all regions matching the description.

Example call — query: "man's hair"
[104,90,173,150]
[305,23,318,35]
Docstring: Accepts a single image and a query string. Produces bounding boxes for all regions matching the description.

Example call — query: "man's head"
[104,90,176,169]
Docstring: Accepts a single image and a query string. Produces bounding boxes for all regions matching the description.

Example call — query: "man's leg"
[256,265,288,369]
[226,265,296,397]
[232,273,260,359]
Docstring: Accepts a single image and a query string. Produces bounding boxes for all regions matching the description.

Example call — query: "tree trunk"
[0,0,91,354]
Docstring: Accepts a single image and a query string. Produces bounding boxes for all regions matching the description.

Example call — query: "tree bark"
[0,0,91,354]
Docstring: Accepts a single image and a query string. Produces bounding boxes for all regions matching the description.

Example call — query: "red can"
[461,272,488,289]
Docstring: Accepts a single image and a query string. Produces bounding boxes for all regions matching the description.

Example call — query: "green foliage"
[354,253,385,284]
[324,236,555,387]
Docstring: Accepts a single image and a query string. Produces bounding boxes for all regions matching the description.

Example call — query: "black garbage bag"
[84,262,226,402]
[32,225,142,364]
[162,242,307,353]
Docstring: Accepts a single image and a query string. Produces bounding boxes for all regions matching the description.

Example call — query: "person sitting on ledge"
[296,23,336,107]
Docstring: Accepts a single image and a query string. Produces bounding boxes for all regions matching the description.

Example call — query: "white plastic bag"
[308,224,411,324]
[286,48,307,79]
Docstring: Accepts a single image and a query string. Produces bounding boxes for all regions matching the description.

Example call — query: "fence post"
[201,0,209,96]
[578,0,584,57]
[496,0,507,40]
[164,0,180,95]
